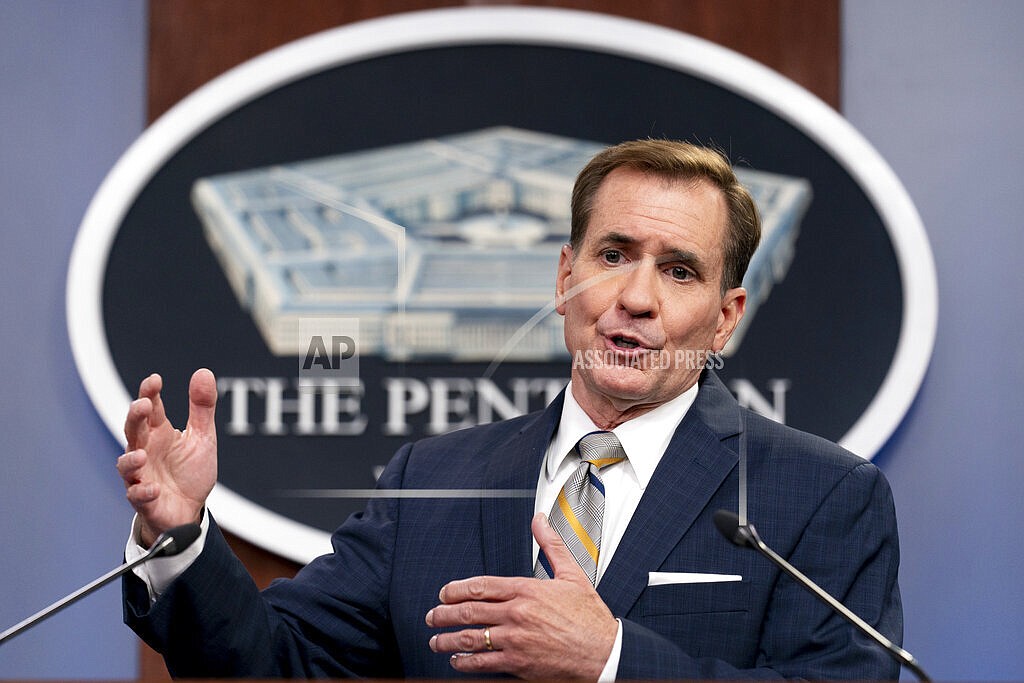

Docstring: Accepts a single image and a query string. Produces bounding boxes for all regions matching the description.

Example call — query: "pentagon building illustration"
[191,127,810,361]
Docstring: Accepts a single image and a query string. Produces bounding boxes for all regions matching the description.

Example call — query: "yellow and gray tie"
[535,431,627,585]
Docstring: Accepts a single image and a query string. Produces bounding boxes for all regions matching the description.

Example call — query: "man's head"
[556,140,761,427]
[570,139,760,292]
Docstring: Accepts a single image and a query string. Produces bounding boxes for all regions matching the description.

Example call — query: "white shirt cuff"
[125,512,209,604]
[598,618,623,682]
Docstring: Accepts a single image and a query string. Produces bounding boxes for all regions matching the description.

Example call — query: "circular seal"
[68,7,936,562]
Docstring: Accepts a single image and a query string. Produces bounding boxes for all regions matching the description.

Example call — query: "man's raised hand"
[117,369,218,547]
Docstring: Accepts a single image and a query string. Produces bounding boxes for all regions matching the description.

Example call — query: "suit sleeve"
[122,443,414,678]
[617,461,903,680]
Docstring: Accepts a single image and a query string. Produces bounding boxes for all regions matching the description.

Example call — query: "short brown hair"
[570,139,761,291]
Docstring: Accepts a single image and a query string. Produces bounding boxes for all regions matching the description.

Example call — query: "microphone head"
[152,523,201,557]
[713,509,756,548]
[713,509,743,545]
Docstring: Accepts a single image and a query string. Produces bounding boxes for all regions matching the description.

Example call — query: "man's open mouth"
[612,335,642,350]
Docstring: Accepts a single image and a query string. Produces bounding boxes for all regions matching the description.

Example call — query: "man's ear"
[712,287,747,352]
[555,244,574,316]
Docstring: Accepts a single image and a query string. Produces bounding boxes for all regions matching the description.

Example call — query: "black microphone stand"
[714,509,931,682]
[0,524,199,645]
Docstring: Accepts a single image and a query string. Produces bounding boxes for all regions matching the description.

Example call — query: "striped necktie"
[535,431,627,585]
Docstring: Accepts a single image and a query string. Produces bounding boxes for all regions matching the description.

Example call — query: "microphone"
[0,523,201,646]
[713,509,930,682]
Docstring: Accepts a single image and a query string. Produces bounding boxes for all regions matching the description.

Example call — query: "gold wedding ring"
[483,626,493,651]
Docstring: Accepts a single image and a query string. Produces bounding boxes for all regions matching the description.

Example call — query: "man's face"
[556,167,746,425]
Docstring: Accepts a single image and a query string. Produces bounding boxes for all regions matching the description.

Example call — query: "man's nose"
[617,260,659,318]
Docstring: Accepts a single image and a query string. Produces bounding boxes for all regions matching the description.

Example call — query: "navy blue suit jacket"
[124,371,903,679]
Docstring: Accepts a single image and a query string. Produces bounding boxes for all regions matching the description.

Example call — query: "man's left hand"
[426,512,619,680]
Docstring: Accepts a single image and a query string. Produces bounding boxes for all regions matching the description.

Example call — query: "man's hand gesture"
[116,369,218,547]
[427,513,619,680]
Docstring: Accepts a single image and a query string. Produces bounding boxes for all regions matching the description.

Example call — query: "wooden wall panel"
[140,1,839,677]
[148,0,839,121]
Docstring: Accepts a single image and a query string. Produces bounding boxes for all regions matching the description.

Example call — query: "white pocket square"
[648,571,742,586]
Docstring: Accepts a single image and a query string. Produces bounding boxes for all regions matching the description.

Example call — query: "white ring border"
[67,6,938,564]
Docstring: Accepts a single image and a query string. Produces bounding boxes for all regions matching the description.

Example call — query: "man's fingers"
[123,398,152,451]
[429,626,501,654]
[430,627,523,674]
[531,512,589,582]
[125,481,160,506]
[448,651,508,674]
[138,373,167,428]
[427,516,614,680]
[425,601,508,629]
[118,447,157,507]
[438,575,522,605]
[116,449,147,484]
[185,368,218,437]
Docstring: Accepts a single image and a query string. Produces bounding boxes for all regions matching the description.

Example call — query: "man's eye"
[669,266,692,281]
[602,250,623,264]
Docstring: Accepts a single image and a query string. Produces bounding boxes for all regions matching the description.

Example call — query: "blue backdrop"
[0,1,1020,678]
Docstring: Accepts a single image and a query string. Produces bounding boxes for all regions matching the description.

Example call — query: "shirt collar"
[546,381,700,489]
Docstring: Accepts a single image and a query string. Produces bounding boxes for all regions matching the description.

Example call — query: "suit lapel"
[480,392,563,578]
[597,372,741,617]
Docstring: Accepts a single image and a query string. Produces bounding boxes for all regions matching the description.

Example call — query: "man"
[118,139,903,679]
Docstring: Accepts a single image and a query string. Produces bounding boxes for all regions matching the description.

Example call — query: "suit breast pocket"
[627,581,758,662]
[630,579,751,616]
